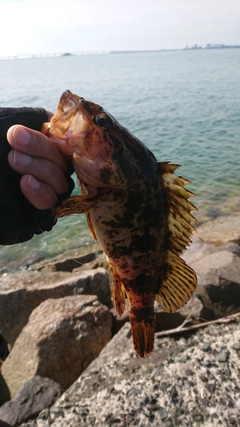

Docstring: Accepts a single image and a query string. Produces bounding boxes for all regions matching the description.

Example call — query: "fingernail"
[13,126,31,146]
[26,175,40,190]
[13,151,32,166]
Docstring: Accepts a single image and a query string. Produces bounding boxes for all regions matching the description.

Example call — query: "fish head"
[45,90,157,189]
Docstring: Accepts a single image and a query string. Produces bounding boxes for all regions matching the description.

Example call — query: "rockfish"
[42,90,197,358]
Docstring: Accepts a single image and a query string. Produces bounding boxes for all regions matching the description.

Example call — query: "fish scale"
[42,90,198,358]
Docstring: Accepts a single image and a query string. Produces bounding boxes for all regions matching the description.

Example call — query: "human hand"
[7,124,72,210]
[0,106,74,245]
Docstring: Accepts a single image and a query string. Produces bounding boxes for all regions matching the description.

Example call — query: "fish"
[42,90,197,358]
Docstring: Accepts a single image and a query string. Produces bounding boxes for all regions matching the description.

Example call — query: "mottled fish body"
[42,90,197,358]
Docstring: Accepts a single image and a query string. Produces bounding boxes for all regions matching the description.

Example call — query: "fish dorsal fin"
[155,162,198,312]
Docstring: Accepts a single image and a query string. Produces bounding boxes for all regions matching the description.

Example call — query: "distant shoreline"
[1,45,240,60]
[111,45,240,54]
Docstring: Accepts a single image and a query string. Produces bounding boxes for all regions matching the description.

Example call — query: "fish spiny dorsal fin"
[155,162,198,312]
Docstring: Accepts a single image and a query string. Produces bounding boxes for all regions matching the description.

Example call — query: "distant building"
[184,44,202,50]
[205,44,240,49]
[184,43,240,51]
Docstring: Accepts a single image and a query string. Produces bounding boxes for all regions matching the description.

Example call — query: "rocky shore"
[0,214,240,427]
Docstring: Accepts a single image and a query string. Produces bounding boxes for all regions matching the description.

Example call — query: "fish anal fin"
[53,195,98,218]
[155,251,197,312]
[109,261,126,316]
[129,314,156,358]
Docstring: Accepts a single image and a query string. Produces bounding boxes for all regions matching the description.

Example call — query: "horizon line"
[1,44,240,60]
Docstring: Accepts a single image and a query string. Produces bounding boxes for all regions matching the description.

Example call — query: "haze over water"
[0,49,239,271]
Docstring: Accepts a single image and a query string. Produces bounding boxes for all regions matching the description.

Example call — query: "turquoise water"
[0,49,240,270]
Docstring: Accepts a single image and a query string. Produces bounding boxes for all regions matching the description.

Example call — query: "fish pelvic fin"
[129,314,156,358]
[53,195,99,218]
[109,261,126,316]
[155,251,197,312]
[86,212,97,240]
[155,162,198,312]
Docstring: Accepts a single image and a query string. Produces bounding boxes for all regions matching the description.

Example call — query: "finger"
[20,174,58,210]
[45,110,54,120]
[7,125,68,170]
[8,150,69,195]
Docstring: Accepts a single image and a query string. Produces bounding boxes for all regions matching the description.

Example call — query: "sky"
[1,0,240,57]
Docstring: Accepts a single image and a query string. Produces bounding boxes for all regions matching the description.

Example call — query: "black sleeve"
[0,107,74,245]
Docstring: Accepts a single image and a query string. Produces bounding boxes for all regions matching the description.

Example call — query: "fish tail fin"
[155,251,197,312]
[129,314,156,358]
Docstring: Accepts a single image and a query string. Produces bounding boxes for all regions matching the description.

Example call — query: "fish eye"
[94,113,111,130]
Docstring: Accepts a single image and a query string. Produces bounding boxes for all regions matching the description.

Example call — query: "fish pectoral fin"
[109,261,126,316]
[155,251,197,312]
[129,314,156,358]
[53,195,98,218]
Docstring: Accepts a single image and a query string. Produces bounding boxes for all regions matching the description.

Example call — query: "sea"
[0,49,240,271]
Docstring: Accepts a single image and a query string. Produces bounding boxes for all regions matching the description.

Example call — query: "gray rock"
[1,295,112,397]
[0,376,62,426]
[40,251,104,273]
[216,350,229,363]
[19,319,240,426]
[1,212,240,427]
[32,245,104,273]
[182,232,240,320]
[0,266,111,347]
[191,250,240,287]
[182,237,219,265]
[194,214,240,245]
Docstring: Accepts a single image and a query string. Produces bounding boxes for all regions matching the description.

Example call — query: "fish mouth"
[61,90,82,111]
[48,90,128,190]
[46,91,87,155]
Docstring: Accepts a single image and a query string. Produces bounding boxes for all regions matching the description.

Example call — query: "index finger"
[7,125,69,171]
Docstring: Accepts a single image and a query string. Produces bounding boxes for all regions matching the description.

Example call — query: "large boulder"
[183,236,240,319]
[0,266,111,347]
[190,248,240,287]
[20,319,240,426]
[1,295,112,398]
[195,214,240,245]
